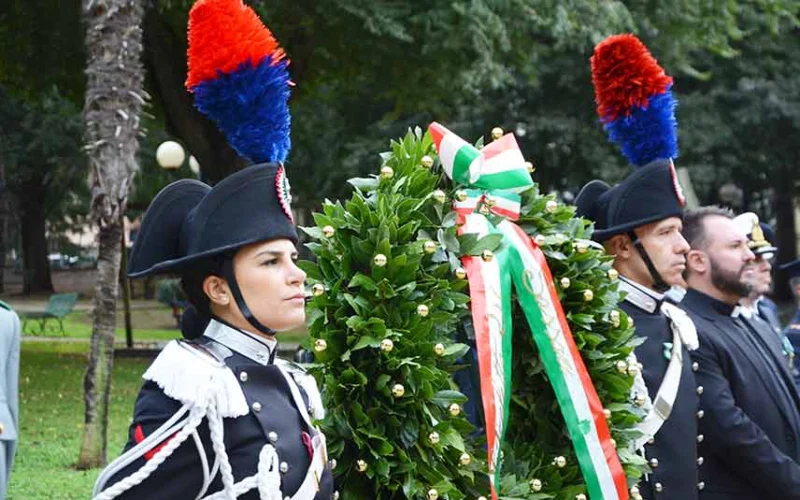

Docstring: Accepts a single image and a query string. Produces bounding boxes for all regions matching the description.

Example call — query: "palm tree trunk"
[76,0,145,470]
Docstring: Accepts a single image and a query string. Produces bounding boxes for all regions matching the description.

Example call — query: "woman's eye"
[262,259,278,266]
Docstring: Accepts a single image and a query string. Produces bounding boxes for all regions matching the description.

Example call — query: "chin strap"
[222,258,277,337]
[628,230,670,293]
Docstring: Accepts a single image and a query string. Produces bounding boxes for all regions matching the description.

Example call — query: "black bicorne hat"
[575,159,685,241]
[128,162,297,278]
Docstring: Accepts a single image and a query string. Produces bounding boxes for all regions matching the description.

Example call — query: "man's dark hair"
[682,206,734,251]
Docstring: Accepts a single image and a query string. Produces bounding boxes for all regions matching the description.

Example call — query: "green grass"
[26,309,310,345]
[8,342,150,499]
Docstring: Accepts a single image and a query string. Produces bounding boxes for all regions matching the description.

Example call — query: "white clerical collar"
[203,319,277,366]
[619,275,664,314]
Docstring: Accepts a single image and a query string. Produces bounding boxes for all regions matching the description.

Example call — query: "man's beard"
[709,255,752,298]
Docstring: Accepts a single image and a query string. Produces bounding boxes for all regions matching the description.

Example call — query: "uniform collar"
[203,318,277,366]
[619,275,664,314]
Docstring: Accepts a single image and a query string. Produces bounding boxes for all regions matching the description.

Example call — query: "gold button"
[697,456,704,466]
[280,461,289,473]
[654,482,663,493]
[252,402,262,412]
[697,434,704,443]
[696,386,704,395]
[649,458,659,468]
[697,482,705,490]
[268,431,278,442]
[239,371,248,382]
[692,361,699,372]
[697,410,705,419]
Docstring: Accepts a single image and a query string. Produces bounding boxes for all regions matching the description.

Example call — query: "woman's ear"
[203,275,231,307]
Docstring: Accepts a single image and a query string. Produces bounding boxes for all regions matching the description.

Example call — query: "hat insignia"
[276,166,294,223]
[668,160,686,207]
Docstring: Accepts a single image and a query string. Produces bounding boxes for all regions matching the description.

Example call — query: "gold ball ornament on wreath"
[380,338,394,353]
[427,489,439,500]
[379,166,394,179]
[455,267,467,280]
[627,363,640,376]
[321,225,335,238]
[491,127,504,140]
[449,403,461,416]
[575,242,589,254]
[356,459,368,472]
[608,268,619,281]
[455,190,469,202]
[545,200,558,213]
[634,393,646,407]
[459,453,471,466]
[373,253,388,267]
[560,277,571,289]
[603,408,612,419]
[423,240,437,254]
[428,431,440,445]
[609,310,621,327]
[434,343,445,356]
[420,155,434,168]
[525,161,535,173]
[432,189,447,204]
[417,304,429,317]
[616,360,628,374]
[583,289,594,302]
[534,234,546,246]
[313,339,327,352]
[576,494,587,500]
[631,486,643,500]
[553,456,567,468]
[530,479,543,492]
[481,250,494,262]
[311,283,325,297]
[392,384,405,398]
[478,497,488,500]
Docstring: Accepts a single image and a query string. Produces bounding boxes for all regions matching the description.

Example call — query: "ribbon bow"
[429,123,627,500]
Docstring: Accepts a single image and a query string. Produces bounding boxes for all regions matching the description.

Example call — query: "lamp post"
[156,140,186,170]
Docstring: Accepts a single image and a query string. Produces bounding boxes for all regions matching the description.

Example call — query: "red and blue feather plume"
[591,34,677,167]
[186,0,291,164]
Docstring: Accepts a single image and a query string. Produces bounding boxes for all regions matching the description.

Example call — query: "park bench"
[21,292,79,335]
[155,279,187,327]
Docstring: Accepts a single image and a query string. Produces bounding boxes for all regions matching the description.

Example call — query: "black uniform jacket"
[681,288,800,499]
[620,278,699,500]
[103,320,335,499]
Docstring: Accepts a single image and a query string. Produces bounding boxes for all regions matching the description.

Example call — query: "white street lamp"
[156,141,185,169]
[189,155,200,175]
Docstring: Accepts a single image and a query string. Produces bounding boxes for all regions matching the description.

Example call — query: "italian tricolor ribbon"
[429,122,627,500]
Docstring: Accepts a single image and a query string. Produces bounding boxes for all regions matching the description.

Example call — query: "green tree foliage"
[303,129,643,498]
[0,87,87,293]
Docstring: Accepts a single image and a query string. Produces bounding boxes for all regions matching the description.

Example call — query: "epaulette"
[143,340,249,418]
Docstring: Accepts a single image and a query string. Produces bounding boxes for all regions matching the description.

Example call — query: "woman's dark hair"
[179,254,229,317]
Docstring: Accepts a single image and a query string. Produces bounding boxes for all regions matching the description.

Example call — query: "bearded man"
[680,206,800,499]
